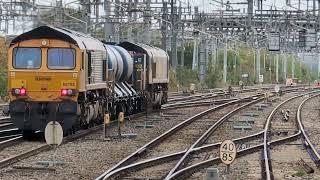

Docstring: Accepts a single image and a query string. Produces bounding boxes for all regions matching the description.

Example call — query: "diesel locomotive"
[7,26,169,137]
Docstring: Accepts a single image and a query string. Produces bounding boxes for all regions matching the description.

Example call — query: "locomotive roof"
[10,26,106,51]
[119,41,168,60]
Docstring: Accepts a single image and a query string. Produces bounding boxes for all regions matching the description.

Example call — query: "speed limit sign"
[220,140,237,165]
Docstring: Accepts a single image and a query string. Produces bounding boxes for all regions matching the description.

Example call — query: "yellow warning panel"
[61,80,76,89]
[11,79,27,88]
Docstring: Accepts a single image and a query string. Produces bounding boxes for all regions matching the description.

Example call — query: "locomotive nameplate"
[35,76,51,81]
[61,80,77,88]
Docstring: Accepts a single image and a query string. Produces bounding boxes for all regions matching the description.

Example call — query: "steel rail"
[0,128,20,137]
[297,93,320,165]
[262,90,320,180]
[0,125,103,169]
[167,91,228,104]
[164,94,264,110]
[167,86,263,104]
[168,87,309,179]
[165,97,263,179]
[96,95,260,180]
[163,98,238,109]
[0,109,190,169]
[97,87,307,179]
[169,132,301,180]
[0,136,23,150]
[0,117,10,121]
[98,131,265,179]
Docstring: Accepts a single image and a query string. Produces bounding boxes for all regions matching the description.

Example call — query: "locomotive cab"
[8,40,81,135]
[7,26,102,136]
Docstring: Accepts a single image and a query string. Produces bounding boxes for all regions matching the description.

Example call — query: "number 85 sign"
[219,140,237,165]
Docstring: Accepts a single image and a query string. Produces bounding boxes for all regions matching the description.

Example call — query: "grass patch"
[292,169,306,177]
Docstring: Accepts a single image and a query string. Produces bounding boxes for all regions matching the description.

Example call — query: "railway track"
[96,87,314,179]
[167,133,301,179]
[96,98,301,179]
[0,118,14,131]
[168,91,317,179]
[0,102,216,170]
[262,90,320,180]
[0,86,313,179]
[96,94,265,179]
[0,104,8,117]
[0,116,19,142]
[164,97,263,179]
[0,124,104,169]
[167,84,278,100]
[297,94,320,165]
[167,87,259,104]
[0,128,21,141]
[167,85,307,106]
[164,85,286,109]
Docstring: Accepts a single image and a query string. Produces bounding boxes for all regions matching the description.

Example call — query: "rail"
[96,95,261,179]
[262,90,320,180]
[297,93,320,165]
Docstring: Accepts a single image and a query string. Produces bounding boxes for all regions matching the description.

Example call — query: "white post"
[256,49,261,83]
[192,38,198,71]
[318,53,320,77]
[276,53,279,83]
[284,53,287,80]
[292,54,295,79]
[223,39,228,83]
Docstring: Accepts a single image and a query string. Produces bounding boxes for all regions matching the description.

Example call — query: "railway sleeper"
[296,158,314,174]
[305,146,320,167]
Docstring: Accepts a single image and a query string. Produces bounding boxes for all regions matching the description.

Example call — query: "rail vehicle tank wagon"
[7,26,169,137]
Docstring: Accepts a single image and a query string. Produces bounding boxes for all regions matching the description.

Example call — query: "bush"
[205,64,221,88]
[175,66,199,87]
[0,39,7,96]
[169,66,199,91]
[0,72,6,96]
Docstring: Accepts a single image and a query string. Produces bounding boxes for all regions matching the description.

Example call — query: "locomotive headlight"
[12,88,27,96]
[14,88,20,95]
[61,89,76,96]
[67,89,73,96]
[41,40,48,46]
[61,89,68,96]
[20,88,26,96]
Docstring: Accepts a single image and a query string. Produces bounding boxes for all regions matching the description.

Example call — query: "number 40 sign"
[219,140,237,165]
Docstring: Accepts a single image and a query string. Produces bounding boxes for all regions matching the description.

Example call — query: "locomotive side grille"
[90,51,104,83]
